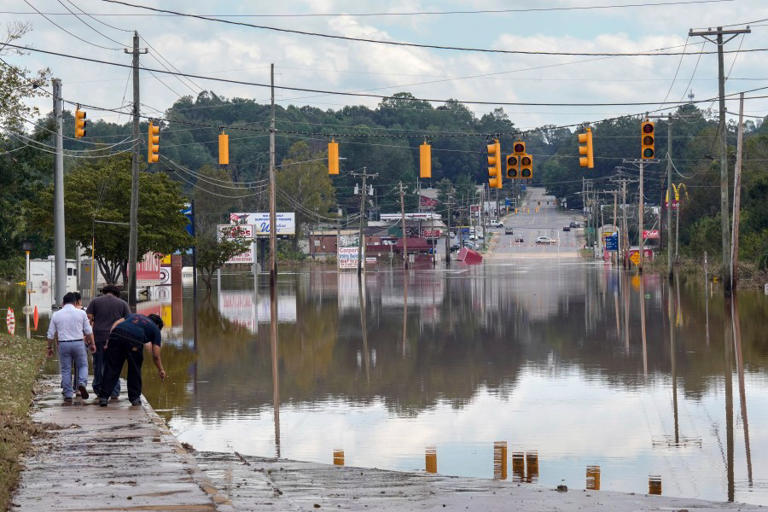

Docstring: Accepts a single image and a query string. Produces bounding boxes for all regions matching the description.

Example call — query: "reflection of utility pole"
[689,25,750,296]
[732,295,753,486]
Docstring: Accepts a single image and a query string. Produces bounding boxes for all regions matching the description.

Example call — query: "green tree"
[196,228,251,293]
[276,141,336,248]
[27,155,192,284]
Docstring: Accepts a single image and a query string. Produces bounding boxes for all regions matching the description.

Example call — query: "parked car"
[563,226,571,232]
[490,220,504,228]
[504,227,514,235]
[536,236,556,245]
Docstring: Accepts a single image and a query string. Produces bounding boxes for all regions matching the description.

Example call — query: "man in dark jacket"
[86,285,130,398]
[98,313,166,407]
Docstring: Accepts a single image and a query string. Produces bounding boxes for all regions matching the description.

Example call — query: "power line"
[54,0,126,47]
[98,0,756,57]
[8,42,768,107]
[23,0,121,51]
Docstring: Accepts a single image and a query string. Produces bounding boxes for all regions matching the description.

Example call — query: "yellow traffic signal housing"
[578,128,594,168]
[520,153,533,179]
[147,121,159,163]
[506,154,519,179]
[641,120,655,159]
[75,108,86,138]
[328,139,339,175]
[513,140,525,155]
[487,140,502,189]
[218,131,229,165]
[419,141,431,179]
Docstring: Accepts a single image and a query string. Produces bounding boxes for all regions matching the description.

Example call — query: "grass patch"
[0,333,46,511]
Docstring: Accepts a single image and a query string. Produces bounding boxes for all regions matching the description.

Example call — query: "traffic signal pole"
[126,31,146,308]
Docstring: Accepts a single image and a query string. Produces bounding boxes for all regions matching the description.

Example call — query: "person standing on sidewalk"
[47,292,96,403]
[98,313,166,407]
[86,285,130,399]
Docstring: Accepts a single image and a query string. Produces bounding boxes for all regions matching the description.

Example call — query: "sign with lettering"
[230,212,295,236]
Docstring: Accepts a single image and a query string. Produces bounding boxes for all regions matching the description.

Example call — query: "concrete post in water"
[425,447,437,474]
[333,449,344,466]
[493,441,507,480]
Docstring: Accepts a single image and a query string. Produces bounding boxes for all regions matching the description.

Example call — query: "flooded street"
[5,262,768,505]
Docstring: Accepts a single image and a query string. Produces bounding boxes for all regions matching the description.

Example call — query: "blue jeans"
[93,341,120,397]
[59,342,88,399]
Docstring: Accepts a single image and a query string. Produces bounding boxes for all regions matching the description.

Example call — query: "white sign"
[227,243,255,265]
[230,212,296,236]
[380,213,441,222]
[338,246,363,270]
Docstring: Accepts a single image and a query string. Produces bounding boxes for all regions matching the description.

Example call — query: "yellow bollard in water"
[586,465,601,490]
[493,441,508,480]
[333,449,344,466]
[511,451,525,482]
[648,475,662,495]
[425,446,437,474]
[526,451,539,482]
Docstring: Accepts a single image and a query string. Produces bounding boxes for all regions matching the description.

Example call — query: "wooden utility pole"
[666,114,673,281]
[126,32,146,308]
[399,182,408,269]
[731,92,745,291]
[612,190,618,265]
[689,25,750,294]
[444,196,453,265]
[621,180,628,265]
[351,169,376,276]
[638,159,645,273]
[269,63,277,285]
[52,78,66,306]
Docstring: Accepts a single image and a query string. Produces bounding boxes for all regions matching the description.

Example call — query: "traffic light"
[513,140,525,155]
[487,139,502,189]
[520,153,533,179]
[578,127,594,168]
[641,120,655,159]
[147,121,159,163]
[74,108,86,138]
[506,154,519,179]
[218,130,229,165]
[328,138,339,175]
[419,141,431,179]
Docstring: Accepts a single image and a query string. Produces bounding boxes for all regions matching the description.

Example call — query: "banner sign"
[642,229,660,240]
[230,212,295,236]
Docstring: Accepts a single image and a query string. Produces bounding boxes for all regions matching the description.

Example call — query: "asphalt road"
[487,187,584,260]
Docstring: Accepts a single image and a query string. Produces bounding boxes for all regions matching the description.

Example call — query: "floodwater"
[4,261,768,505]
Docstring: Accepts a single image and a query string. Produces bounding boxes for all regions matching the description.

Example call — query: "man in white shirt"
[47,292,96,403]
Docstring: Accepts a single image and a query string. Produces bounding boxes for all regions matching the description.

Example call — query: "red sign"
[422,229,441,238]
[137,252,162,281]
[642,229,660,240]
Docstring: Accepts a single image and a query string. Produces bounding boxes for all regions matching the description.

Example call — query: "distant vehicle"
[490,220,504,228]
[569,221,579,228]
[514,235,524,243]
[563,226,571,232]
[536,236,556,245]
[504,227,514,235]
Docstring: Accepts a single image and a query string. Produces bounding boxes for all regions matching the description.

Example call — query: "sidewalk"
[11,378,232,511]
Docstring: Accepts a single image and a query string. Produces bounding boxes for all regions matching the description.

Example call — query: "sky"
[2,0,767,130]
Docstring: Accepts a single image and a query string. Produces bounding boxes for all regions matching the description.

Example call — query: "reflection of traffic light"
[641,120,655,159]
[487,140,502,189]
[520,153,533,179]
[218,130,229,165]
[147,121,159,163]
[506,154,519,178]
[420,141,431,178]
[328,138,339,175]
[75,108,86,138]
[578,127,594,168]
[513,140,525,155]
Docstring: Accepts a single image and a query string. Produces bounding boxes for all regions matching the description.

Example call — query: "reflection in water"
[7,262,767,505]
[725,298,735,502]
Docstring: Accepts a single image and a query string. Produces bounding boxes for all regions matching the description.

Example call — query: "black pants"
[99,332,144,402]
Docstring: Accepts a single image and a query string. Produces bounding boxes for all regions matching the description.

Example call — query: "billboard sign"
[137,252,162,283]
[230,212,295,236]
[338,246,363,270]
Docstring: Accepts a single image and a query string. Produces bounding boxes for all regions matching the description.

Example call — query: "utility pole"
[52,78,65,306]
[399,182,408,269]
[689,25,750,294]
[666,114,673,281]
[353,169,377,275]
[612,190,618,265]
[269,63,277,285]
[125,31,146,308]
[621,180,628,266]
[731,92,745,292]
[638,160,645,273]
[444,196,453,265]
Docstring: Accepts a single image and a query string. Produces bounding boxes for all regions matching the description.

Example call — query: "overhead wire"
[23,0,122,51]
[54,0,126,47]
